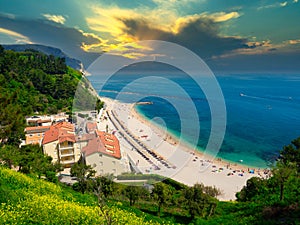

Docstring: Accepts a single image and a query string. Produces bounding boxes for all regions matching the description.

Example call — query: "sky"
[0,0,300,73]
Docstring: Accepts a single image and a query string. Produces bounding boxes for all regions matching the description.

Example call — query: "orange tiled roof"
[42,122,75,145]
[82,131,121,159]
[97,131,121,159]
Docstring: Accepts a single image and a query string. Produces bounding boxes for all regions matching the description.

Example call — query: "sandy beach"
[97,97,269,201]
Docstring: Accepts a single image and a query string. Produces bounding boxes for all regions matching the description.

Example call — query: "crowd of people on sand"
[189,153,272,179]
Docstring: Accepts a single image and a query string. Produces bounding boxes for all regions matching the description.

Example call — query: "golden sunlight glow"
[83,4,240,57]
[211,12,240,22]
[0,27,32,43]
[42,14,66,24]
[289,39,300,45]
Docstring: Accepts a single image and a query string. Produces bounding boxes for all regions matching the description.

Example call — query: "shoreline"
[99,96,270,200]
[133,103,266,171]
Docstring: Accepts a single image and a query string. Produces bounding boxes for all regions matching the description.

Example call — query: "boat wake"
[239,93,297,104]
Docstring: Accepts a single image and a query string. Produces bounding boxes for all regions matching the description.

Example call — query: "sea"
[87,63,300,168]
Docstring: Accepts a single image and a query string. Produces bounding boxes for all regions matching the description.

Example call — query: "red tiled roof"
[59,136,76,144]
[82,131,121,159]
[97,131,121,159]
[53,121,74,131]
[42,122,75,145]
[82,136,106,156]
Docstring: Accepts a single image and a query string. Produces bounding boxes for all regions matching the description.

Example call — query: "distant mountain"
[3,44,84,71]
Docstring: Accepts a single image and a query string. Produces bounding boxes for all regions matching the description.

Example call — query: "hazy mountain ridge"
[3,44,84,71]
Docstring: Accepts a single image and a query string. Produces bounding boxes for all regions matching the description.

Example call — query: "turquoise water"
[88,67,300,168]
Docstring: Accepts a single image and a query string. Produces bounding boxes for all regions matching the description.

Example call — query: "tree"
[236,177,266,202]
[70,161,96,194]
[183,183,205,220]
[0,145,20,168]
[95,99,104,114]
[124,185,142,206]
[183,183,218,220]
[272,137,300,201]
[91,175,114,198]
[152,182,171,217]
[236,137,300,204]
[272,162,295,201]
[93,178,114,225]
[18,144,62,179]
[278,137,300,172]
[0,91,25,146]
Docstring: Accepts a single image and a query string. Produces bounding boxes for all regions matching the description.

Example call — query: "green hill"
[0,45,97,145]
[0,166,167,224]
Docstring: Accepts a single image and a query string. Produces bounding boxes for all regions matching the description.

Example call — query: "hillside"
[0,45,97,145]
[3,44,84,71]
[0,166,167,225]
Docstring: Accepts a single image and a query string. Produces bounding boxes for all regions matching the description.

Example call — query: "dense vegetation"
[0,45,98,145]
[0,166,170,225]
[0,45,299,224]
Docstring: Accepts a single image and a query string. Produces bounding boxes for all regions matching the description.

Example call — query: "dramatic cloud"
[42,14,66,24]
[118,15,248,59]
[86,5,245,59]
[0,15,101,66]
[0,27,32,43]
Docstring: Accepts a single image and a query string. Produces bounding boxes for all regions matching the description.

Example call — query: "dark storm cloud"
[120,17,249,59]
[0,15,100,66]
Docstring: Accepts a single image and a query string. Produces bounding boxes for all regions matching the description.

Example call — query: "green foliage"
[0,46,96,145]
[123,186,144,206]
[237,137,300,206]
[0,167,166,225]
[96,98,104,113]
[182,183,218,220]
[0,90,25,145]
[70,161,96,194]
[235,137,300,223]
[152,182,172,217]
[236,177,267,202]
[278,137,300,172]
[0,144,62,181]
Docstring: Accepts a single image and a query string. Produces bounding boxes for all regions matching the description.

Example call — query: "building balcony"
[60,159,75,164]
[59,145,74,150]
[59,152,74,158]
